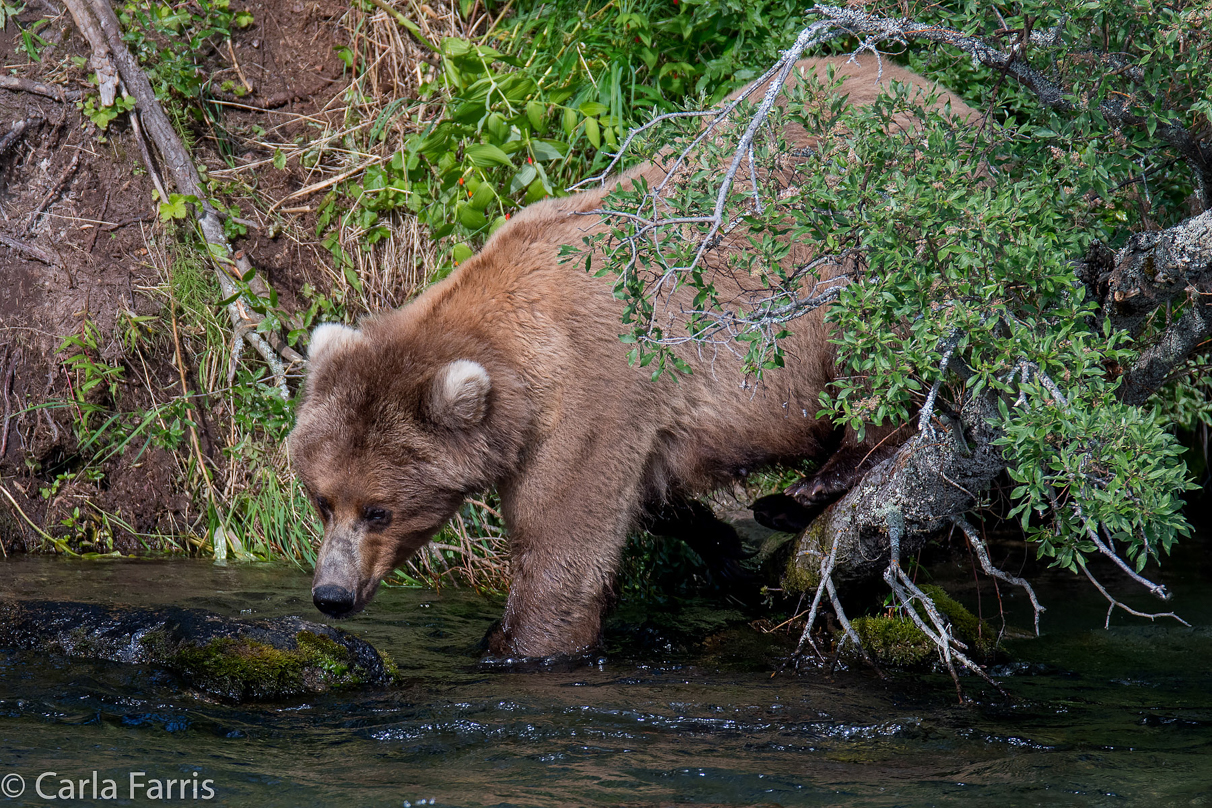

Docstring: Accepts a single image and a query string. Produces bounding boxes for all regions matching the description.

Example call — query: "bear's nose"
[312,584,356,617]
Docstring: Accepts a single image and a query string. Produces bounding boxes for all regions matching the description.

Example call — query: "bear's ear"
[308,323,363,365]
[430,360,491,429]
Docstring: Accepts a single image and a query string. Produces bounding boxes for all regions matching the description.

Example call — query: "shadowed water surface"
[1,532,1211,807]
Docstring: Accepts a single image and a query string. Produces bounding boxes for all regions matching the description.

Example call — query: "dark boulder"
[0,600,397,702]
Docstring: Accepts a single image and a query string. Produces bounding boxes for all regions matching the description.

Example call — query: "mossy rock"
[839,584,999,669]
[0,600,396,701]
[781,518,829,593]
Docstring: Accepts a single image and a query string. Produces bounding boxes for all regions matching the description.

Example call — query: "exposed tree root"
[883,510,1006,703]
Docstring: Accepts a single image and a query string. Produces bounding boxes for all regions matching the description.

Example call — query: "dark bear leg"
[750,493,821,533]
[786,422,907,507]
[488,444,647,658]
[640,496,755,585]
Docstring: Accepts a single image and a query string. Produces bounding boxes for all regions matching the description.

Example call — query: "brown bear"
[288,56,975,658]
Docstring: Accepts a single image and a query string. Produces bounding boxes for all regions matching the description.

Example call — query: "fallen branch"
[61,0,303,396]
[0,232,60,266]
[0,75,81,102]
[0,116,41,160]
[61,0,118,106]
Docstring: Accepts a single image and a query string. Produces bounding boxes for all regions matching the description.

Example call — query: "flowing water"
[1,531,1211,807]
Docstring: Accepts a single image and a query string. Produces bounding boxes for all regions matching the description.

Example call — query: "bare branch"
[917,329,962,433]
[1078,561,1190,629]
[567,110,718,191]
[1072,504,1172,601]
[0,75,81,102]
[953,516,1045,635]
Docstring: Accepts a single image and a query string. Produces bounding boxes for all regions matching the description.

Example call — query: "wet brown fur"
[289,56,976,657]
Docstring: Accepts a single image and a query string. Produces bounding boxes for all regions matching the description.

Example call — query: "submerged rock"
[0,600,397,701]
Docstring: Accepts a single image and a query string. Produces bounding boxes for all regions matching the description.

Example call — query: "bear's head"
[288,320,514,618]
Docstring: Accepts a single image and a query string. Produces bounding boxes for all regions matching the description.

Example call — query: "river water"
[1,532,1211,807]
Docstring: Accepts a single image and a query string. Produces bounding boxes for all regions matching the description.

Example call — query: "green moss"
[377,649,401,681]
[781,519,828,593]
[295,630,353,679]
[918,584,997,658]
[167,630,366,700]
[848,614,938,667]
[838,584,999,668]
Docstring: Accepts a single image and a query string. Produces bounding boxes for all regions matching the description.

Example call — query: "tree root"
[884,511,1005,703]
[0,232,60,266]
[794,528,883,675]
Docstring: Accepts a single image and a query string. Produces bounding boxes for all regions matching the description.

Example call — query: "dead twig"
[0,232,60,266]
[0,75,81,102]
[0,347,13,459]
[0,116,42,160]
[266,155,385,213]
[86,188,110,253]
[1078,561,1190,629]
[225,38,254,95]
[23,151,81,235]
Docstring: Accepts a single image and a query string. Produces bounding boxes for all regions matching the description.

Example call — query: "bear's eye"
[362,506,392,529]
[315,496,332,518]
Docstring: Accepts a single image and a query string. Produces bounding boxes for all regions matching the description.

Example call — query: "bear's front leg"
[489,460,641,658]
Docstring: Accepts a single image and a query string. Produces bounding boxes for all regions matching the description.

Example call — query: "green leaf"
[342,264,363,293]
[526,100,545,132]
[465,143,514,168]
[579,101,608,117]
[468,182,494,210]
[530,140,564,162]
[458,204,487,229]
[509,164,537,194]
[584,116,600,149]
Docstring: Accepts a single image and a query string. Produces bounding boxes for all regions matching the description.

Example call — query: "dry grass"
[199,0,511,589]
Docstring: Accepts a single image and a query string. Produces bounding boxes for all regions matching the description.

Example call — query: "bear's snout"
[312,584,357,618]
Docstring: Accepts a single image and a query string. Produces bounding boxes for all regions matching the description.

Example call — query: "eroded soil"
[0,0,357,550]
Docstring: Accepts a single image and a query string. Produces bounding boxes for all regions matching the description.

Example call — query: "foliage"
[0,0,49,60]
[79,94,137,130]
[117,0,254,144]
[318,0,816,272]
[579,0,1208,583]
